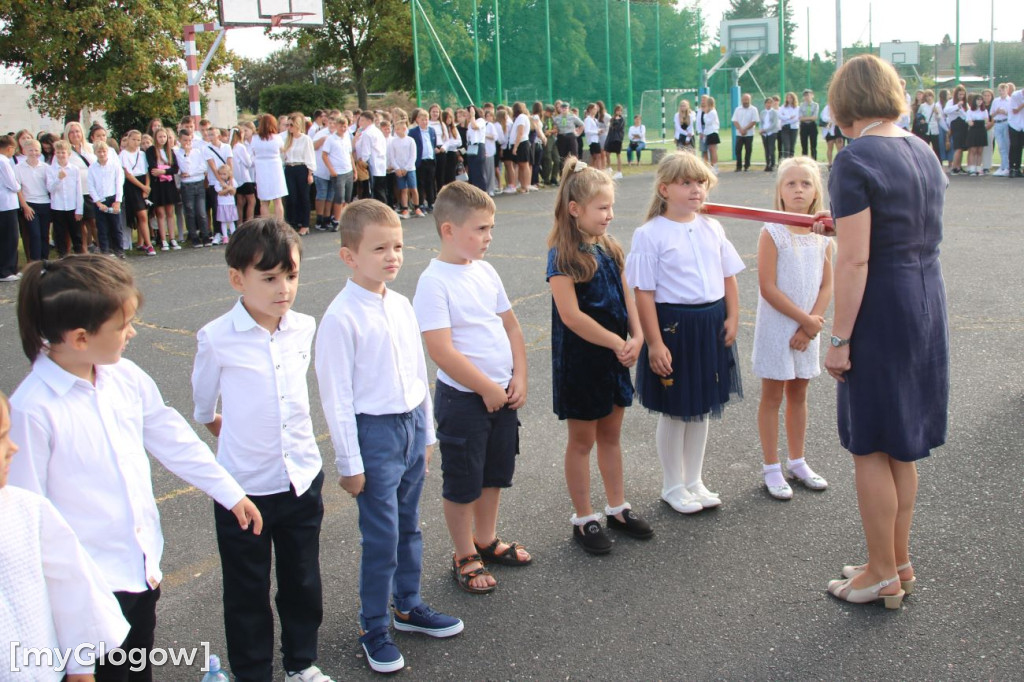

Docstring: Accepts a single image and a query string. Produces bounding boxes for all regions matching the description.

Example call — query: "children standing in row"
[192,219,332,682]
[8,255,263,681]
[316,201,463,674]
[413,182,532,593]
[751,158,832,500]
[626,152,745,514]
[547,158,652,554]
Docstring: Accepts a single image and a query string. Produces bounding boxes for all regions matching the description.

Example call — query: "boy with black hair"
[192,217,333,682]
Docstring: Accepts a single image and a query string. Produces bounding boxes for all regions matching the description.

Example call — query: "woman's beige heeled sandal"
[827,575,905,609]
[841,561,915,595]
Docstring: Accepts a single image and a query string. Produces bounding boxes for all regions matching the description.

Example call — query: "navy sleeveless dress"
[828,134,949,461]
[547,245,634,421]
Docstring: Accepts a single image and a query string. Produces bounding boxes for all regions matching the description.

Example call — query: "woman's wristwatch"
[830,335,851,348]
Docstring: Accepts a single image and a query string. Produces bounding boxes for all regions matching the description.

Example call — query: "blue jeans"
[993,121,1010,171]
[179,181,209,243]
[355,407,427,631]
[627,141,646,163]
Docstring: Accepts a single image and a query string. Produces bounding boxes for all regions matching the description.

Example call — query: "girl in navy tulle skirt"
[625,152,745,514]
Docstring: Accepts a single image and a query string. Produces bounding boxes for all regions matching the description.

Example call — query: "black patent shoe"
[606,508,654,539]
[573,520,612,555]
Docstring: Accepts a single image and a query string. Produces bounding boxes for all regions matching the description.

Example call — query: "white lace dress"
[751,223,831,380]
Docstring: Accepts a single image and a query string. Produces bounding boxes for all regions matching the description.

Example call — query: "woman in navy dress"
[820,55,949,609]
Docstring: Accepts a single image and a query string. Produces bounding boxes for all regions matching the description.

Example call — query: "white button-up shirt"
[0,486,130,677]
[174,146,208,183]
[14,160,49,204]
[192,300,322,496]
[355,124,388,177]
[626,215,746,304]
[0,155,19,212]
[87,159,125,203]
[46,163,84,213]
[315,280,436,477]
[8,355,247,593]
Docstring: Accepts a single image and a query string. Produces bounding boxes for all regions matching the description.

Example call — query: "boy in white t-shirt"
[412,182,531,596]
[387,120,421,219]
[321,115,356,231]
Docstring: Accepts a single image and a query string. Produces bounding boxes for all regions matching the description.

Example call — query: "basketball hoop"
[270,11,313,27]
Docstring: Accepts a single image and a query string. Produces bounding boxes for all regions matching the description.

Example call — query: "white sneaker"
[612,172,623,179]
[0,274,21,282]
[211,234,222,245]
[503,186,516,194]
[661,485,704,514]
[285,665,334,682]
[528,184,539,191]
[170,239,181,250]
[160,241,169,251]
[686,482,722,508]
[993,168,1009,177]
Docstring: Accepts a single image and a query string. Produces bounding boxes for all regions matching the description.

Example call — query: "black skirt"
[704,132,721,146]
[950,118,969,151]
[636,300,742,420]
[966,120,988,148]
[123,176,149,214]
[149,178,179,207]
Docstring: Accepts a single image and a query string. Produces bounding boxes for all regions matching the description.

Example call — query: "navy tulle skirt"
[636,299,742,421]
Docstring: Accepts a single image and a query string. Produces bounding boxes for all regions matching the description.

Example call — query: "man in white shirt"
[193,221,334,682]
[0,135,21,281]
[990,83,1012,176]
[174,129,212,246]
[731,93,759,172]
[354,111,388,204]
[1008,83,1024,178]
[87,142,126,257]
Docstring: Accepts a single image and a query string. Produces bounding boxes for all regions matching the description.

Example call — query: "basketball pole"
[778,0,786,95]
[625,0,634,118]
[835,0,843,70]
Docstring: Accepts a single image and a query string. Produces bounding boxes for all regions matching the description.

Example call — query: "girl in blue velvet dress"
[546,156,652,555]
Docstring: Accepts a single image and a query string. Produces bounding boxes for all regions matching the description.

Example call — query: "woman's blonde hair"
[62,121,94,156]
[546,156,622,282]
[283,111,306,152]
[773,157,824,215]
[644,151,717,221]
[827,54,907,129]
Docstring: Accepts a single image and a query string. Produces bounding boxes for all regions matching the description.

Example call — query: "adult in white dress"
[250,114,288,215]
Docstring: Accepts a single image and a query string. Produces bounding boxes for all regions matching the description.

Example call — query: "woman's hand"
[825,344,851,382]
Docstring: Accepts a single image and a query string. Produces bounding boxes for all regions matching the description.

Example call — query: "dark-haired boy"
[192,217,333,682]
[316,199,462,675]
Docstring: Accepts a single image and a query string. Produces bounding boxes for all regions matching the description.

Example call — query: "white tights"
[656,414,709,495]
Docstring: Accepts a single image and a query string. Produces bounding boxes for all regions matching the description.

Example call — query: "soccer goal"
[639,89,699,143]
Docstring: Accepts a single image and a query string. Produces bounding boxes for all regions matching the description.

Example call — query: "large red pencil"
[702,202,834,230]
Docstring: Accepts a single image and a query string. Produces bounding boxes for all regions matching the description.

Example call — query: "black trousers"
[370,174,388,204]
[556,133,578,172]
[94,196,124,255]
[215,472,325,682]
[0,209,19,277]
[416,159,437,207]
[284,165,311,228]
[51,208,82,256]
[95,586,160,682]
[762,133,777,170]
[735,136,753,170]
[800,122,818,159]
[780,127,798,158]
[467,151,487,191]
[1009,127,1024,172]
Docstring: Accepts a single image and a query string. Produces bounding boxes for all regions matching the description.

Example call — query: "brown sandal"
[452,553,496,594]
[474,537,533,567]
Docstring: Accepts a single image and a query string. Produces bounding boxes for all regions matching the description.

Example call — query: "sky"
[224,1,1024,64]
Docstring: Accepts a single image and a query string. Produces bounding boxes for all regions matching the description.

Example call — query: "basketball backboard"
[218,0,324,27]
[880,41,920,67]
[720,18,779,57]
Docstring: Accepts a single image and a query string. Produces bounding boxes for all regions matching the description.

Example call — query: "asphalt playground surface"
[1,165,1022,681]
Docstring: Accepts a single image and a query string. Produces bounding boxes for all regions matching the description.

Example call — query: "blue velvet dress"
[829,134,949,461]
[547,245,634,421]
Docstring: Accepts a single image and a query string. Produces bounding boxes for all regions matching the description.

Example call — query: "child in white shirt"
[87,142,125,257]
[14,138,51,263]
[387,120,421,218]
[0,135,21,281]
[47,140,84,257]
[9,255,262,681]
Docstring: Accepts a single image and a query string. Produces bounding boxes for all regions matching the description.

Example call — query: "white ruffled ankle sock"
[604,502,630,517]
[763,462,786,488]
[787,457,815,479]
[571,512,601,526]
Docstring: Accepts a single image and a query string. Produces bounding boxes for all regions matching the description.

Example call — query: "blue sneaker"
[392,604,464,638]
[358,626,404,674]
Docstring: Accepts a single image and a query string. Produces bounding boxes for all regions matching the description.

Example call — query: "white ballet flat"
[685,482,721,508]
[842,562,915,595]
[764,479,793,500]
[786,466,828,490]
[660,485,703,514]
[827,575,905,609]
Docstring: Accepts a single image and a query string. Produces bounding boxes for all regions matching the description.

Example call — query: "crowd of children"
[8,81,962,674]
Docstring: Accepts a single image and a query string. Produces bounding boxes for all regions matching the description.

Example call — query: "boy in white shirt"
[0,135,20,281]
[47,140,84,257]
[387,120,422,219]
[311,118,335,232]
[316,200,462,674]
[413,182,531,596]
[87,142,126,257]
[15,139,52,263]
[320,115,355,231]
[354,112,388,204]
[192,218,333,682]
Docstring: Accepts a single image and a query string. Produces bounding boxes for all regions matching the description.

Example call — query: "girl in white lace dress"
[752,157,834,500]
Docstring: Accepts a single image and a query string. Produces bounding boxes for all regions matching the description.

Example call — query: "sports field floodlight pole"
[545,0,553,103]
[835,0,842,70]
[625,0,634,117]
[604,0,612,106]
[493,0,502,103]
[779,0,785,95]
[473,0,482,104]
[183,21,226,128]
[955,0,960,82]
[806,7,811,91]
[411,0,422,106]
[988,0,994,89]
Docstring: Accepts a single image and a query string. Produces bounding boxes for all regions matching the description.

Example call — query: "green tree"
[258,83,346,115]
[0,0,232,122]
[280,0,413,109]
[234,45,349,113]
